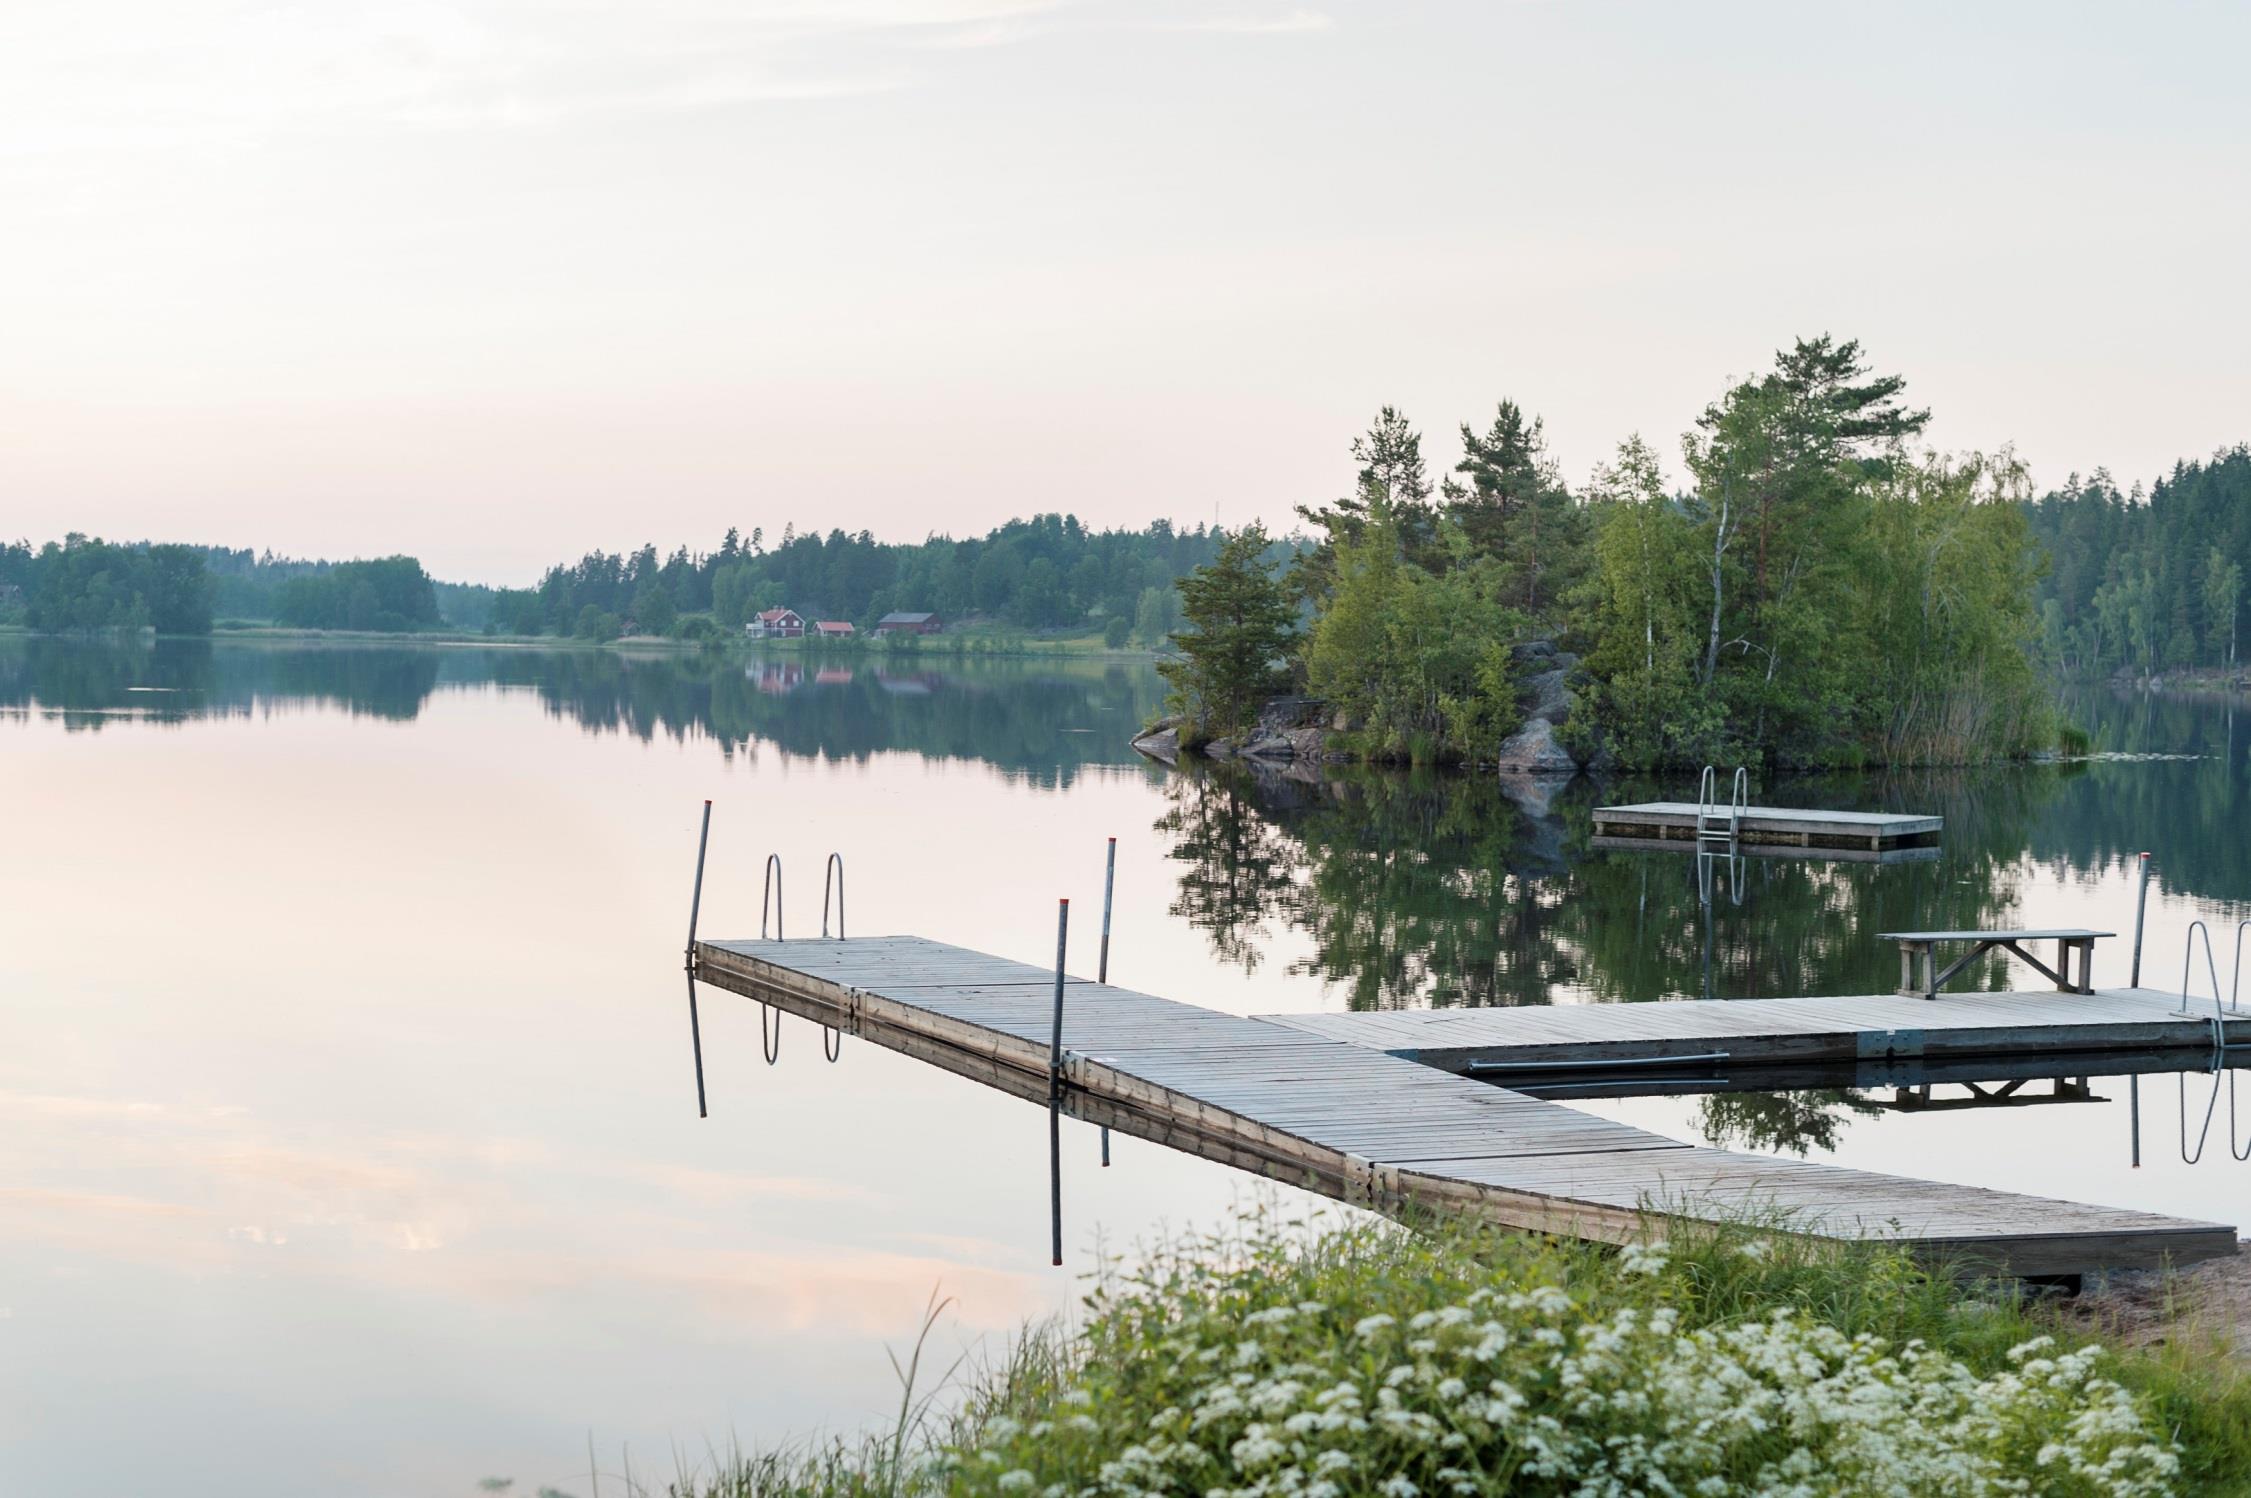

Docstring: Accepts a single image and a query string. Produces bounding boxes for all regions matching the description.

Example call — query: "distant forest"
[490,514,1229,644]
[0,517,1225,646]
[2025,449,2251,677]
[5,443,2249,706]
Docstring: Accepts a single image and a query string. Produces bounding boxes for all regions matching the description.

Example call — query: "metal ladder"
[2171,921,2251,1163]
[1696,764,1747,849]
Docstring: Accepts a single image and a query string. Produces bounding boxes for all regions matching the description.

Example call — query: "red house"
[748,607,805,640]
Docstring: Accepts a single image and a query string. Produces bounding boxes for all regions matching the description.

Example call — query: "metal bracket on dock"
[1343,1153,1402,1211]
[1856,1028,1926,1059]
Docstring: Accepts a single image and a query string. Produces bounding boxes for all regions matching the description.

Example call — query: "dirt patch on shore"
[2064,1247,2251,1360]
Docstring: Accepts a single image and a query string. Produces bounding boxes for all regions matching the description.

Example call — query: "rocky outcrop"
[1132,642,1599,778]
[1184,696,1340,767]
[1491,714,1578,775]
[1130,716,1183,765]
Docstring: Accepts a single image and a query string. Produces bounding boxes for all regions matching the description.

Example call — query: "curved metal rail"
[822,852,846,939]
[1695,764,1747,848]
[818,852,846,1061]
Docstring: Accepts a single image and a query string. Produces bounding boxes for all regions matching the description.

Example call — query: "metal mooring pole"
[1098,837,1116,1168]
[684,800,712,1119]
[2130,851,2152,988]
[1050,898,1070,1267]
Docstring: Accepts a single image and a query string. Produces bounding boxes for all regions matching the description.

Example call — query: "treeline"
[499,515,1221,642]
[2025,448,2251,677]
[199,547,441,632]
[0,536,214,634]
[1165,336,2056,769]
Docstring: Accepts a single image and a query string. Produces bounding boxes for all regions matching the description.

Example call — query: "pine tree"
[1161,525,1297,738]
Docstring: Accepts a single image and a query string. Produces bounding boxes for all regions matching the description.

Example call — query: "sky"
[4,0,2248,586]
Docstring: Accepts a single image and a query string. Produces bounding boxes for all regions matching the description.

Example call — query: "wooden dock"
[691,935,2235,1276]
[1590,802,1941,852]
[1266,986,2245,1071]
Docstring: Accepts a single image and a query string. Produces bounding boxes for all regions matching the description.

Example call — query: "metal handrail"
[822,853,846,939]
[2172,920,2226,1047]
[761,854,784,940]
[1696,764,1746,846]
[2229,918,2251,1018]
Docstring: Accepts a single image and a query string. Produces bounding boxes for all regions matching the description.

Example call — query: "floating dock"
[1590,802,1941,852]
[1268,987,2243,1072]
[691,935,2235,1276]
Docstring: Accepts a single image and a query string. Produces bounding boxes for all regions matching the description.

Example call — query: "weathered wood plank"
[690,935,2234,1275]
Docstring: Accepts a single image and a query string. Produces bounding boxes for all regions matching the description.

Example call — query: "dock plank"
[692,935,2234,1274]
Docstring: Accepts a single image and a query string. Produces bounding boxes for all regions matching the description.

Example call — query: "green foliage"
[1133,584,1180,646]
[1302,497,1527,762]
[942,1210,2201,1498]
[1443,400,1586,618]
[529,516,1230,642]
[1159,525,1297,737]
[274,556,440,632]
[20,536,212,634]
[1103,614,1131,648]
[1572,337,2049,767]
[2026,449,2251,678]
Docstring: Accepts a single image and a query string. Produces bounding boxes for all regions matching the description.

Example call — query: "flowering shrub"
[952,1220,2180,1498]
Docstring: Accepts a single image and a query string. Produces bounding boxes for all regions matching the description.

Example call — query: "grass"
[606,1204,2251,1497]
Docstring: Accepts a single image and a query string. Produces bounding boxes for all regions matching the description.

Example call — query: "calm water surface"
[7,639,2250,1495]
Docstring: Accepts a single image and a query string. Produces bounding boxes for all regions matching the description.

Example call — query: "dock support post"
[2130,852,2152,987]
[1098,838,1115,1168]
[2130,1075,2141,1167]
[684,800,712,1119]
[1050,897,1069,1267]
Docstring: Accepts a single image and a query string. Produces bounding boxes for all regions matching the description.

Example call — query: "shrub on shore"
[656,1208,2251,1498]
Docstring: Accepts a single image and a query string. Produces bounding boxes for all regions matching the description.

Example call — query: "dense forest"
[2024,449,2251,677]
[495,514,1223,643]
[0,517,1222,646]
[1164,337,2074,769]
[0,537,214,634]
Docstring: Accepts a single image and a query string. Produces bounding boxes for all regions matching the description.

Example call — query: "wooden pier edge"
[690,939,2237,1276]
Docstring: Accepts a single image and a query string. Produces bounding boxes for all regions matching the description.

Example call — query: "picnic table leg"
[1899,944,1915,996]
[2057,938,2070,993]
[1920,943,1936,1000]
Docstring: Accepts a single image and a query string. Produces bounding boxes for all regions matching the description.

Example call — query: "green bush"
[951,1212,2185,1497]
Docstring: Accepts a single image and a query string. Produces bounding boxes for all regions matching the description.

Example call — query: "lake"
[7,637,2250,1496]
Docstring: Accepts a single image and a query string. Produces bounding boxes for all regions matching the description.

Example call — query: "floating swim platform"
[1590,802,1941,851]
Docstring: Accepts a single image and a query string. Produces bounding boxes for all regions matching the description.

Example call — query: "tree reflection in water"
[1153,757,2098,1156]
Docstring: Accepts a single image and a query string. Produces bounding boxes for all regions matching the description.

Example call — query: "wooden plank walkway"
[1265,986,2247,1070]
[691,935,2235,1276]
[1591,802,1941,851]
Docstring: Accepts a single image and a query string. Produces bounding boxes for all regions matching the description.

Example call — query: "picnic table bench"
[1877,928,2115,1000]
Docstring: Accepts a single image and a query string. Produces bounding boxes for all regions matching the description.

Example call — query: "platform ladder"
[1697,764,1748,849]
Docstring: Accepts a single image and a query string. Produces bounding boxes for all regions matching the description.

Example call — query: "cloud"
[1173,8,1333,35]
[0,0,1071,160]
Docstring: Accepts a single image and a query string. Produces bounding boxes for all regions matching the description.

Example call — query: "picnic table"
[1877,928,2115,1000]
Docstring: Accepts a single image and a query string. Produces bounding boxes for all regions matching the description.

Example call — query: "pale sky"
[6,0,2247,585]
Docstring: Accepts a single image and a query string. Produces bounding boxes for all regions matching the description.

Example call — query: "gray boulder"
[1130,724,1181,765]
[1522,667,1573,726]
[1491,715,1579,774]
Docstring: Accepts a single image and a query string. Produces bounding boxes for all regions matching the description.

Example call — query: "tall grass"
[645,1207,2251,1497]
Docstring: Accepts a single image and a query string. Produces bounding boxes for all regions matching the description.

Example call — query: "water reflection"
[1154,759,2066,1011]
[0,637,1166,786]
